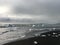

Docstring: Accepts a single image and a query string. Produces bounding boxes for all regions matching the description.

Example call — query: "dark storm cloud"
[13,0,47,15]
[11,0,60,24]
[0,0,60,24]
[0,0,60,16]
[13,0,60,16]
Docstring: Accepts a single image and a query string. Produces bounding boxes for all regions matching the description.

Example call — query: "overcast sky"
[0,0,60,24]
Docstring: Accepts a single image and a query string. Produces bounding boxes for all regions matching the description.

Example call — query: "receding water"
[0,27,29,45]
